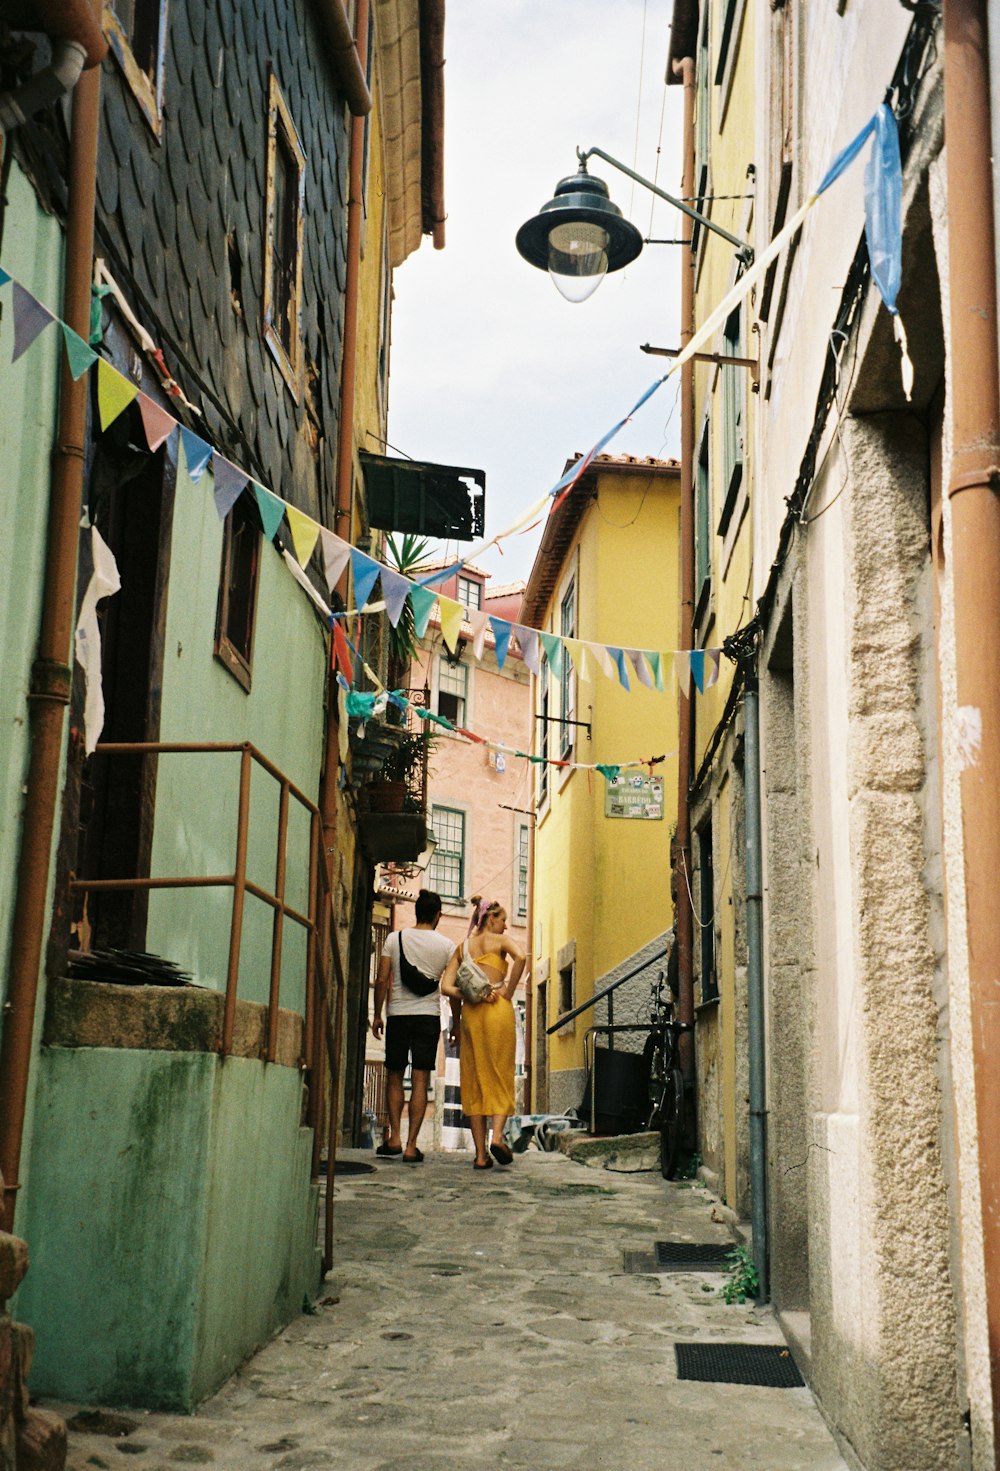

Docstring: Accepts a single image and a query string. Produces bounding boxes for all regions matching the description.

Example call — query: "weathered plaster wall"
[145,466,326,1007]
[17,1045,317,1409]
[0,164,76,1235]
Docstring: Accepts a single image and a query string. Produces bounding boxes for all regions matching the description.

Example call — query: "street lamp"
[516,146,752,301]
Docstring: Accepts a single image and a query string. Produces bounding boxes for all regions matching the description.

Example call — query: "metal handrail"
[546,945,669,1035]
[70,741,320,1063]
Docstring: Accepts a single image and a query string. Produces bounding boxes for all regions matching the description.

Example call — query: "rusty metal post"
[943,0,1000,1452]
[671,55,697,1079]
[0,39,101,1233]
[264,780,290,1062]
[303,813,320,1081]
[221,745,253,1059]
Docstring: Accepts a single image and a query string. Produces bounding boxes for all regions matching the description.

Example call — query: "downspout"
[671,55,696,1078]
[318,0,371,1169]
[0,28,101,1234]
[942,0,1000,1449]
[523,809,535,1110]
[742,651,769,1301]
[314,0,372,116]
[0,0,106,131]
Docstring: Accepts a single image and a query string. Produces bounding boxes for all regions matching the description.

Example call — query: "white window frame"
[514,819,530,921]
[427,804,467,904]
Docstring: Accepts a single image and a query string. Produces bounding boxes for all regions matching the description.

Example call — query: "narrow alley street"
[59,1149,848,1471]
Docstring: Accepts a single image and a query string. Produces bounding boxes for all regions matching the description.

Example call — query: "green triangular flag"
[61,323,97,380]
[410,584,437,638]
[254,483,286,541]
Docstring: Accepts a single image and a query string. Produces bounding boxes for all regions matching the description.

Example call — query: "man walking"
[371,889,453,1162]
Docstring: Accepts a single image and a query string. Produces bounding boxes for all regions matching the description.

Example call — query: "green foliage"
[720,1244,760,1304]
[677,1150,702,1181]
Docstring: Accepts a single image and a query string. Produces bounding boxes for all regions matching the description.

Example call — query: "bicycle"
[641,971,693,1180]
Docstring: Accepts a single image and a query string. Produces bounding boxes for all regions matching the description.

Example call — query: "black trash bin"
[579,1046,648,1134]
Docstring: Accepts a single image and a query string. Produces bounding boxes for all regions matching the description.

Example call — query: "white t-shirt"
[383,928,456,1017]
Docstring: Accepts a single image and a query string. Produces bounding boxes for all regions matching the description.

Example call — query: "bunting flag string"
[0,102,895,707]
[339,682,674,782]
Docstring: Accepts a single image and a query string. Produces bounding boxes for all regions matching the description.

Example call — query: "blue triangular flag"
[540,631,563,680]
[379,566,412,627]
[0,267,10,287]
[609,647,631,691]
[180,427,212,482]
[12,283,54,362]
[212,453,249,519]
[350,547,381,610]
[689,649,706,694]
[490,617,512,670]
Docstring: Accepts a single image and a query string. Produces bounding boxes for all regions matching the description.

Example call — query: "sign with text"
[604,773,664,820]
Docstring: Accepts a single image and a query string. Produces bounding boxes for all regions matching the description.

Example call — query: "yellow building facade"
[678,0,756,1212]
[522,455,681,1115]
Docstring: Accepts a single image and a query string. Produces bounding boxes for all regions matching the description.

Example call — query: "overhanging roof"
[361,451,485,539]
[520,454,680,629]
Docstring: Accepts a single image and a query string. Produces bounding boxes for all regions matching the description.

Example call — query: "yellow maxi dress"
[460,949,516,1116]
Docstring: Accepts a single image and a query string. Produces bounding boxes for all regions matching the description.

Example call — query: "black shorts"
[385,1014,441,1073]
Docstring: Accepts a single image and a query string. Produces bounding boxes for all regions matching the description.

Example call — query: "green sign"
[604,773,664,820]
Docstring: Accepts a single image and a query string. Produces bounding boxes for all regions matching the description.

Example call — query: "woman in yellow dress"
[441,897,526,1169]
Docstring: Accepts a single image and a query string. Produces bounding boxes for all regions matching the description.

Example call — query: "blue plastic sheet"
[864,104,903,315]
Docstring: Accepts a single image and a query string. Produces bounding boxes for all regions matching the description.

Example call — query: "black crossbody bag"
[397,932,439,997]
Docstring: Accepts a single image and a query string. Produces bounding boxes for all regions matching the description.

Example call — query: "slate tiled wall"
[95,0,350,527]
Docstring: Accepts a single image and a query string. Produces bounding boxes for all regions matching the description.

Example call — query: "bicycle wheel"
[660,1067,686,1180]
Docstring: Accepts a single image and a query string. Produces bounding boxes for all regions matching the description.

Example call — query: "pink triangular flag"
[470,608,490,660]
[320,528,351,594]
[137,393,177,452]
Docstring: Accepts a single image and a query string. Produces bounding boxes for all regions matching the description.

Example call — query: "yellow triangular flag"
[97,358,139,432]
[439,596,464,652]
[285,504,320,567]
[564,638,589,682]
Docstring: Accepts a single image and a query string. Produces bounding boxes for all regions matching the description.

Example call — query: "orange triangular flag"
[137,393,177,452]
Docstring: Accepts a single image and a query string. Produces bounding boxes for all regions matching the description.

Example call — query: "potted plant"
[366,729,433,814]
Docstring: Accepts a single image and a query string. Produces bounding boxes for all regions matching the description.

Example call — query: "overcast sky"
[387,1,686,587]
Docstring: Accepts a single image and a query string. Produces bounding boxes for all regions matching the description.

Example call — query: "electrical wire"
[628,0,649,221]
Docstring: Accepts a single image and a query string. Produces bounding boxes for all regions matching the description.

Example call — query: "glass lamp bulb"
[547,220,609,304]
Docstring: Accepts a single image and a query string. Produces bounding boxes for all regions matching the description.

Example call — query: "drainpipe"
[315,0,372,116]
[0,32,102,1234]
[0,0,106,131]
[318,0,371,1170]
[943,0,1000,1450]
[671,55,696,1078]
[742,652,769,1301]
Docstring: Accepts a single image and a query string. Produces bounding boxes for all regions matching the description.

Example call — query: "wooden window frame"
[428,804,466,902]
[103,0,168,139]
[215,496,261,692]
[263,71,306,401]
[558,580,576,760]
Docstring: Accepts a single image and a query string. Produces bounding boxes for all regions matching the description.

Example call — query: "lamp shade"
[516,168,643,302]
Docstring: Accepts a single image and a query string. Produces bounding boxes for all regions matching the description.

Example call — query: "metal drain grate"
[655,1241,734,1270]
[675,1342,804,1388]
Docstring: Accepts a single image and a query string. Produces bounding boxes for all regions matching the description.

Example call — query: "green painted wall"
[145,464,325,1012]
[0,163,77,1231]
[17,1045,319,1410]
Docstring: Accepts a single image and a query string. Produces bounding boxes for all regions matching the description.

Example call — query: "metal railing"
[70,741,320,1062]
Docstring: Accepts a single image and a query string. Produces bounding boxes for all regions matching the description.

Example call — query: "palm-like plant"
[383,532,436,687]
